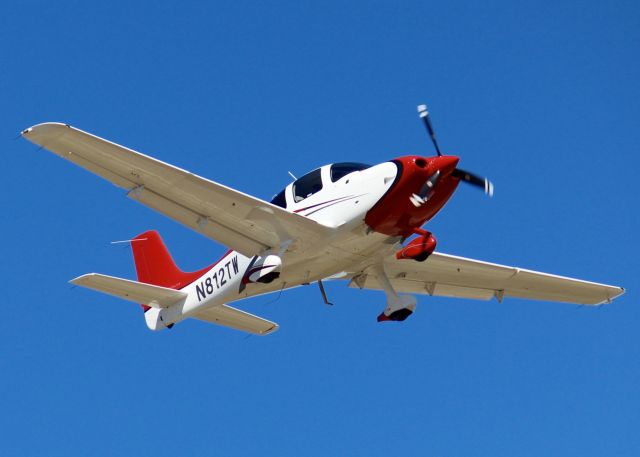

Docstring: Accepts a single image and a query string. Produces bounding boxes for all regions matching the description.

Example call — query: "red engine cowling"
[364,155,460,238]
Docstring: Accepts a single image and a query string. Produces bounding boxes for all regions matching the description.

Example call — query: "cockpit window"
[270,189,287,208]
[330,162,371,182]
[292,169,323,202]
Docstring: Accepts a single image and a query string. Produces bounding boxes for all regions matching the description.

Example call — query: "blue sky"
[2,1,639,455]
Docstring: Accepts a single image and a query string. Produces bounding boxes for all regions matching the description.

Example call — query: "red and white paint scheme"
[22,106,624,335]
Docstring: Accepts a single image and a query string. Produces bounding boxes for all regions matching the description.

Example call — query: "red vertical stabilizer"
[131,231,212,312]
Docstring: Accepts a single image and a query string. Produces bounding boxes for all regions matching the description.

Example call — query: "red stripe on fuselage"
[293,195,356,213]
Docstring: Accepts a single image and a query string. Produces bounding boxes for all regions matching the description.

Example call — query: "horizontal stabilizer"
[70,273,187,308]
[193,305,279,335]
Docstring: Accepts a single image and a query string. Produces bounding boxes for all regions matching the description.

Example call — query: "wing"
[192,305,278,335]
[22,123,333,257]
[350,252,624,305]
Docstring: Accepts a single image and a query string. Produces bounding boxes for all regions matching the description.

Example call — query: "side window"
[270,189,287,208]
[292,169,323,202]
[330,162,371,182]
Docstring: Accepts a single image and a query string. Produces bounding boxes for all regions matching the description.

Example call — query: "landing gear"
[372,264,417,322]
[395,229,436,262]
[378,307,414,322]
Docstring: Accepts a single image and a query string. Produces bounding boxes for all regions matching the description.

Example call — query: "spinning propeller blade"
[417,104,494,197]
[452,168,494,197]
[410,170,441,207]
[417,105,442,157]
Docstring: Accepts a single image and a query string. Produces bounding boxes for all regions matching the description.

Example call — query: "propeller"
[452,168,494,197]
[410,170,441,207]
[417,104,494,197]
[417,105,442,156]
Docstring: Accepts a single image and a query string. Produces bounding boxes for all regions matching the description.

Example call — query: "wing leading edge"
[22,123,333,257]
[350,252,624,305]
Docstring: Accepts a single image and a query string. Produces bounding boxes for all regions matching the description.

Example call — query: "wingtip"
[69,273,97,285]
[21,122,72,139]
[260,323,280,335]
[593,286,625,305]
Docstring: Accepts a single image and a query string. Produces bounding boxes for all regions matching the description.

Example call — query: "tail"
[131,230,210,290]
[131,230,211,317]
[69,230,279,334]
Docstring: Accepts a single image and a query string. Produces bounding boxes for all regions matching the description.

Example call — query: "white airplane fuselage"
[146,161,405,329]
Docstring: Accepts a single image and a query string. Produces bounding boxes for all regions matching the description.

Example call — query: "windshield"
[292,169,323,202]
[270,189,287,208]
[330,162,371,182]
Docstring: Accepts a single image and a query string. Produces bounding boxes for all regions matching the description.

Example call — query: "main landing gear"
[395,228,436,262]
[372,264,417,322]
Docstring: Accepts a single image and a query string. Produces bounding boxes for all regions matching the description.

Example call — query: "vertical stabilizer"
[131,230,211,290]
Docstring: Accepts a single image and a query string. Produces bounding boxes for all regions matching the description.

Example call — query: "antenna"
[110,238,147,245]
[287,171,297,180]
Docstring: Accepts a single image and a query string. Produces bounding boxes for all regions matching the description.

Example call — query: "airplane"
[21,105,624,335]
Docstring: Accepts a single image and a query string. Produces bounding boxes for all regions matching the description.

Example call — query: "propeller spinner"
[417,104,494,197]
